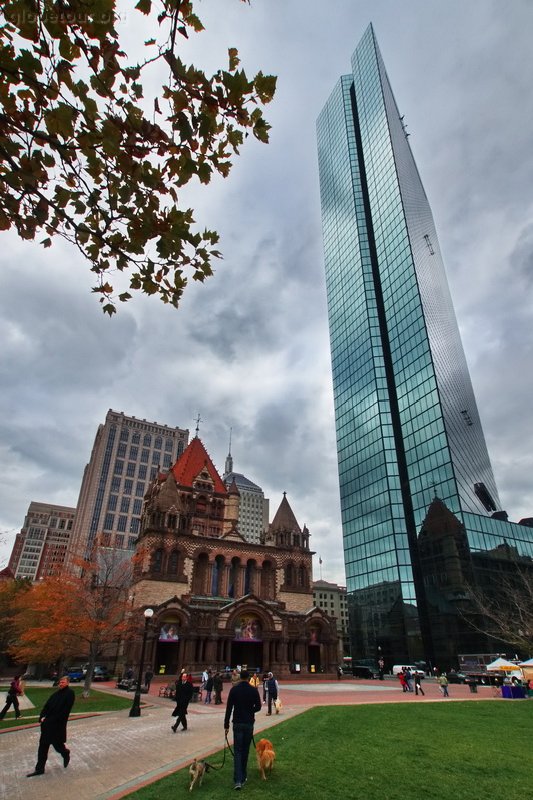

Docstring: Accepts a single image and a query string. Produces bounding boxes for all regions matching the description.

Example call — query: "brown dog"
[256,738,276,781]
[188,759,208,791]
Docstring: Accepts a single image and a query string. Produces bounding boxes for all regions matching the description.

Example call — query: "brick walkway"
[0,678,494,800]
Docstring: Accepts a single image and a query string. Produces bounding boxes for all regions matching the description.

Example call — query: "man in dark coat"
[224,669,262,790]
[27,676,75,776]
[265,671,279,715]
[171,671,194,732]
[213,671,224,705]
[0,674,22,719]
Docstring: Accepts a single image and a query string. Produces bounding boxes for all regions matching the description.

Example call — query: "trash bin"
[467,681,477,694]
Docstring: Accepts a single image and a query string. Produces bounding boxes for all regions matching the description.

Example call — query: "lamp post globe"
[129,608,154,718]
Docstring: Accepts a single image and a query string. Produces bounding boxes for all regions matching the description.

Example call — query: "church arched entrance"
[154,616,181,677]
[230,612,264,672]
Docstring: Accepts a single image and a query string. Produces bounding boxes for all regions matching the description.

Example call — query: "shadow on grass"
[125,701,531,800]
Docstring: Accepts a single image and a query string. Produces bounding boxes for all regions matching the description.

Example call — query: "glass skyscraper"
[317,24,533,666]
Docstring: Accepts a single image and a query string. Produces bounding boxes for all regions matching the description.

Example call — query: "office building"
[223,447,269,543]
[68,409,189,560]
[317,25,533,665]
[313,579,350,659]
[8,501,75,580]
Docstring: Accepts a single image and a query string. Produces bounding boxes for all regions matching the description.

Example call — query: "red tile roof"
[171,437,227,494]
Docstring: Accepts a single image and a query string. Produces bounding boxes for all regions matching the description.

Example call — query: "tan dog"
[188,759,208,791]
[256,738,276,781]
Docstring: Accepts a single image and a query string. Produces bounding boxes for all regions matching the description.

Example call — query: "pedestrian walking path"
[0,678,493,800]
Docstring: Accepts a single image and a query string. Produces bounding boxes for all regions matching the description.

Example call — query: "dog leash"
[203,734,231,771]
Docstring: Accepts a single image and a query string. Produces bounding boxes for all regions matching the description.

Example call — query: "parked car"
[66,666,85,682]
[446,671,467,684]
[82,664,110,681]
[352,664,378,679]
[92,666,110,681]
[392,664,425,678]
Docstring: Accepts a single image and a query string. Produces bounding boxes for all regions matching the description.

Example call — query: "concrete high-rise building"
[223,448,269,544]
[68,410,188,560]
[317,25,533,665]
[9,501,75,580]
[313,579,350,659]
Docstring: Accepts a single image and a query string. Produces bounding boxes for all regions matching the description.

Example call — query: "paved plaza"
[0,678,493,800]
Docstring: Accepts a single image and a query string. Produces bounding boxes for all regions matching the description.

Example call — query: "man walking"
[0,674,22,720]
[27,676,75,776]
[144,668,154,691]
[171,671,194,732]
[265,671,279,715]
[224,669,261,790]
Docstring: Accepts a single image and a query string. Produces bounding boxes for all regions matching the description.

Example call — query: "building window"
[128,536,137,549]
[141,449,149,463]
[155,436,163,449]
[130,518,140,534]
[120,497,130,514]
[133,499,142,515]
[117,515,127,532]
[126,462,136,477]
[165,438,173,451]
[138,465,147,479]
[152,548,163,573]
[111,477,121,492]
[124,479,133,495]
[150,467,158,479]
[168,550,179,575]
[117,443,127,458]
[120,429,129,442]
[114,460,124,475]
[163,453,172,468]
[143,434,151,446]
[129,446,138,460]
[103,513,114,531]
[132,432,140,444]
[115,534,125,548]
[135,482,145,497]
[108,495,118,511]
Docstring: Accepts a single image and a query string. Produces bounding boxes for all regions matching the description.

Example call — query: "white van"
[392,664,425,678]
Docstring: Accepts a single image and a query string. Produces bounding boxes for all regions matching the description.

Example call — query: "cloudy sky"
[1,0,532,583]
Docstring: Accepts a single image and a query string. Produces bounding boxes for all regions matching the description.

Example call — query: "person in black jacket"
[27,676,75,777]
[0,674,22,720]
[171,672,194,732]
[224,669,262,790]
[213,671,224,705]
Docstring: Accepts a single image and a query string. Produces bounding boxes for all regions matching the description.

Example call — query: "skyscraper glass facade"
[317,25,533,666]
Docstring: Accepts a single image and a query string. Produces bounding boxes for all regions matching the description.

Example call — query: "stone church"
[126,436,338,677]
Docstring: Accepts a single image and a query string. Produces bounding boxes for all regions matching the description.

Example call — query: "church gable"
[172,437,227,494]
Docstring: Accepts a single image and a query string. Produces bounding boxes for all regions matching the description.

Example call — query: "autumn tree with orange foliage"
[9,548,135,695]
[0,577,32,672]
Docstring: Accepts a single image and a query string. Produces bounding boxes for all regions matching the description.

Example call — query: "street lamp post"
[129,607,154,718]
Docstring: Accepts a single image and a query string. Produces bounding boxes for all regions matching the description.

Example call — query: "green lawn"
[0,685,133,729]
[126,701,531,800]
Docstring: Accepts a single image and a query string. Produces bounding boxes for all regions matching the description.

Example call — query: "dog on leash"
[256,738,276,781]
[189,759,210,791]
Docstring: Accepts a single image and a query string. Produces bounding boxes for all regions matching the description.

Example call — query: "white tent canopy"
[486,657,519,671]
[518,658,533,667]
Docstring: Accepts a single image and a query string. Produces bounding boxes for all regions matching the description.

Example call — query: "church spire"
[224,427,233,476]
